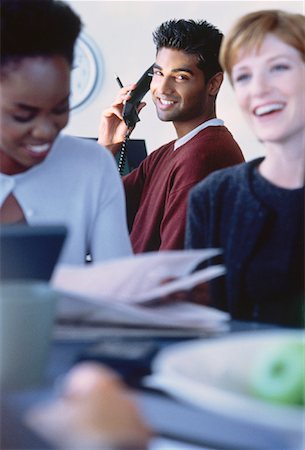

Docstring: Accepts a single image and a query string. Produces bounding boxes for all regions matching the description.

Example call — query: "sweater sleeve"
[185,182,209,249]
[159,182,194,250]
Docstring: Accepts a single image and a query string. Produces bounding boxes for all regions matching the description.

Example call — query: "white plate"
[146,330,305,437]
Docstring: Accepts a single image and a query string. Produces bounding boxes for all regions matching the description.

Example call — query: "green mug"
[0,280,58,390]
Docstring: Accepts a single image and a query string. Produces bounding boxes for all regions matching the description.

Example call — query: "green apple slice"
[249,340,305,406]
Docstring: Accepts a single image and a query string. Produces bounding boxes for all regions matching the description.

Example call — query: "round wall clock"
[70,32,103,111]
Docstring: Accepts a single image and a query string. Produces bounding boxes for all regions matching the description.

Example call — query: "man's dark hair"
[153,19,223,81]
[0,0,82,69]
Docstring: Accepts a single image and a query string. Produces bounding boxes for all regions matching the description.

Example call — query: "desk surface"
[2,321,303,450]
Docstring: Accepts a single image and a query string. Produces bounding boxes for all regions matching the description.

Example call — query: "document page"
[53,249,225,304]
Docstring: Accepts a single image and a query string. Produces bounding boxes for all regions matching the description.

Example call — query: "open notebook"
[53,250,230,336]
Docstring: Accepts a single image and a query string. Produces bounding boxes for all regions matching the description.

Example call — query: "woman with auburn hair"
[186,10,305,327]
[220,10,305,77]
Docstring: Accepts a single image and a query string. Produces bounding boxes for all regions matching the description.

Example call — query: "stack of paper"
[53,250,230,332]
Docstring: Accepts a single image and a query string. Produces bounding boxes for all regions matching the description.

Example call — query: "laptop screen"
[0,224,67,281]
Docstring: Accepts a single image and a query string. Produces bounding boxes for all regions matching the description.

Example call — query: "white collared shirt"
[174,118,224,150]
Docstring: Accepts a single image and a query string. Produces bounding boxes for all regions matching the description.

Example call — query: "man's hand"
[98,84,146,153]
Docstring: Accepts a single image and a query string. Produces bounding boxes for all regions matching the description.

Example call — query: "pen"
[115,73,124,88]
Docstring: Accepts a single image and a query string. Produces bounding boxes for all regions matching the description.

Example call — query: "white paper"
[52,249,225,304]
[87,301,229,329]
[53,250,229,333]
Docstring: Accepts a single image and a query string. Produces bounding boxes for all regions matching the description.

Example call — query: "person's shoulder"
[182,125,242,160]
[56,134,102,152]
[54,134,114,162]
[197,125,240,147]
[192,159,256,195]
[150,139,175,157]
[199,124,234,137]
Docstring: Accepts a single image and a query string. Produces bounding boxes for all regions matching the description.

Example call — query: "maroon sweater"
[123,126,244,253]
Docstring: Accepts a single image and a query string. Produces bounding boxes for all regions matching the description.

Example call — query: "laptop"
[0,224,67,281]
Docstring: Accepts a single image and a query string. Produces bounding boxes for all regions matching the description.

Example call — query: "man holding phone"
[99,19,244,253]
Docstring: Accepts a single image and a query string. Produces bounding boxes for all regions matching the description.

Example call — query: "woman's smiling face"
[231,33,305,147]
[0,56,70,174]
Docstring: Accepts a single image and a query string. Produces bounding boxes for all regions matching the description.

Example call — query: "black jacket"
[185,158,304,327]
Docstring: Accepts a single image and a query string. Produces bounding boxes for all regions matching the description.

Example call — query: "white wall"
[65,0,304,161]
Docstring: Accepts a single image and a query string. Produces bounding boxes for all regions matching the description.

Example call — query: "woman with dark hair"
[0,0,132,265]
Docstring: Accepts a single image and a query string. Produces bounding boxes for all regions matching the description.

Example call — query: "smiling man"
[99,19,244,253]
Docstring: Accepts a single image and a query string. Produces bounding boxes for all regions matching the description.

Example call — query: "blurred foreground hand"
[25,363,152,450]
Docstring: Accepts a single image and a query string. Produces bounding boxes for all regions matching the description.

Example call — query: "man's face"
[150,48,213,134]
